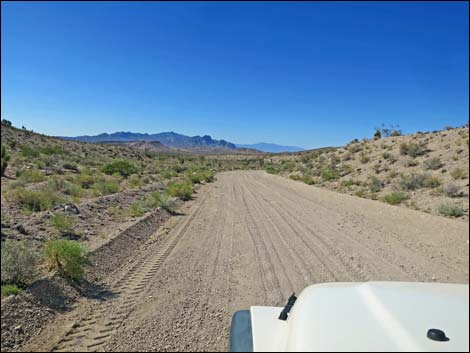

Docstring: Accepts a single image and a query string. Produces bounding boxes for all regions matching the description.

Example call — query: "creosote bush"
[438,204,464,218]
[383,192,409,205]
[44,240,88,281]
[166,181,194,201]
[1,239,37,286]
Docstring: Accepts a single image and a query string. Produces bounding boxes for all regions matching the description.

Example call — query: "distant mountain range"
[60,131,305,153]
[235,143,305,153]
[61,131,236,149]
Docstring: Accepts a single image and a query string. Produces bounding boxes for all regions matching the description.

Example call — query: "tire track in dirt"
[32,170,467,352]
[248,173,413,281]
[50,192,210,352]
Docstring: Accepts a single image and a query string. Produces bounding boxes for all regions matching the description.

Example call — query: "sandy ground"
[24,171,469,352]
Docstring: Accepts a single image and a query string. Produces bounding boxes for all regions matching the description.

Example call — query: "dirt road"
[26,171,468,352]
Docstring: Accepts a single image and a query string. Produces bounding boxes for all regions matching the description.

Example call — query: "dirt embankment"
[18,171,468,352]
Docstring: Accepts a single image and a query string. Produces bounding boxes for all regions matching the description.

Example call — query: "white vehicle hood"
[251,282,469,352]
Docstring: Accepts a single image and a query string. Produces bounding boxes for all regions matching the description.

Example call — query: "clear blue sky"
[1,1,468,149]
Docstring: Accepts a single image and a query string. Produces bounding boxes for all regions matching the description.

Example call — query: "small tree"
[1,144,11,177]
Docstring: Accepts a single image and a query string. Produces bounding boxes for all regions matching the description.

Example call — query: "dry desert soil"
[23,170,469,352]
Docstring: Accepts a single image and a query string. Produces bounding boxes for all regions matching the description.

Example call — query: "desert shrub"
[43,240,88,280]
[77,173,96,189]
[50,213,75,235]
[289,174,301,181]
[126,202,147,217]
[17,169,46,183]
[103,160,138,177]
[398,173,427,191]
[423,157,443,170]
[382,152,397,163]
[383,192,409,205]
[341,179,361,187]
[93,178,120,195]
[48,177,82,197]
[146,192,177,212]
[450,168,468,180]
[442,183,460,197]
[320,168,339,181]
[186,169,214,184]
[1,284,22,297]
[399,142,426,157]
[423,176,441,188]
[40,145,65,155]
[265,165,280,174]
[438,204,464,218]
[302,175,316,185]
[359,152,370,164]
[166,182,193,201]
[1,144,11,176]
[355,189,367,198]
[403,158,419,167]
[348,143,362,153]
[368,176,384,192]
[128,174,144,188]
[1,240,37,285]
[11,188,64,212]
[20,146,40,158]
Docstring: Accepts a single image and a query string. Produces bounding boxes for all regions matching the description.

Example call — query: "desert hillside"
[263,126,469,219]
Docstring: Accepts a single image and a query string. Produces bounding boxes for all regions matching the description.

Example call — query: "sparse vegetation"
[1,284,22,297]
[50,213,76,235]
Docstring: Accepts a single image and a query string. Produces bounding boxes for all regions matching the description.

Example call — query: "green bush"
[368,176,384,192]
[11,188,64,212]
[128,174,144,188]
[103,160,138,177]
[185,169,214,184]
[399,142,427,157]
[383,192,409,205]
[166,182,193,201]
[302,175,316,185]
[320,168,339,181]
[40,145,65,155]
[1,240,37,285]
[265,165,280,174]
[145,192,177,212]
[398,173,427,191]
[1,144,11,176]
[1,284,22,297]
[20,146,40,158]
[93,178,120,195]
[50,213,75,235]
[17,169,46,183]
[438,204,464,218]
[423,157,443,170]
[43,240,88,280]
[125,202,147,217]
